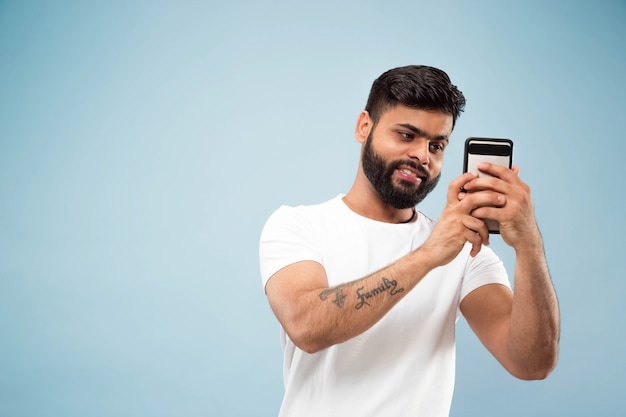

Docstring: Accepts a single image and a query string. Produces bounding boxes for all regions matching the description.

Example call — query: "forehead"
[377,105,454,137]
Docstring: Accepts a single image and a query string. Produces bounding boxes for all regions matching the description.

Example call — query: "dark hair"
[365,65,466,127]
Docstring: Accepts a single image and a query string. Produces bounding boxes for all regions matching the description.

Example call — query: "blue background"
[1,1,624,416]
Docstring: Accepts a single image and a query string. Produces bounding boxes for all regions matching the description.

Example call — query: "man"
[259,65,560,417]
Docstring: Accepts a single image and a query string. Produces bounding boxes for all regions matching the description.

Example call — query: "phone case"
[463,137,513,233]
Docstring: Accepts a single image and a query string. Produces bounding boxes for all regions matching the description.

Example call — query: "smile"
[395,167,423,184]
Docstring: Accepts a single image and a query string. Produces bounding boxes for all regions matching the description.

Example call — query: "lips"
[395,166,424,184]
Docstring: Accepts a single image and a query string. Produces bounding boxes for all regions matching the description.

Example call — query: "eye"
[398,131,414,141]
[429,142,446,153]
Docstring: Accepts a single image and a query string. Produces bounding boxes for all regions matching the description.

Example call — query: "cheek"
[430,155,444,172]
[372,139,404,160]
[378,137,403,153]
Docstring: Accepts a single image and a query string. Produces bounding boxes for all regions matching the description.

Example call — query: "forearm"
[507,238,560,378]
[279,251,434,354]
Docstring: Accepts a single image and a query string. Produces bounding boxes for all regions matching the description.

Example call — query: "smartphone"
[463,137,514,234]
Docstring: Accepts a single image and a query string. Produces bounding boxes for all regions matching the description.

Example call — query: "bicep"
[460,284,514,366]
[265,260,329,328]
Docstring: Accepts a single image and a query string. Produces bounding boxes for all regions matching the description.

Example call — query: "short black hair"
[365,65,466,127]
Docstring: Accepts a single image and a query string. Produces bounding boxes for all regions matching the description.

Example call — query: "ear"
[355,110,372,145]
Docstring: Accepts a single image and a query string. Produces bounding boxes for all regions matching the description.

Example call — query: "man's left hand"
[459,162,541,248]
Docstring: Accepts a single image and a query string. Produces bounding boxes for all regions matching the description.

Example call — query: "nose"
[408,140,430,165]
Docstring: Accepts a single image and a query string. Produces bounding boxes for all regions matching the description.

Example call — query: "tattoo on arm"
[319,287,348,308]
[319,277,405,310]
[355,277,404,309]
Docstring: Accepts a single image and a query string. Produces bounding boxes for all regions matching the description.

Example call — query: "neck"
[343,187,416,224]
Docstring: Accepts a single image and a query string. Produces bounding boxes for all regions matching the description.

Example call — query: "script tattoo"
[319,286,348,308]
[355,277,404,309]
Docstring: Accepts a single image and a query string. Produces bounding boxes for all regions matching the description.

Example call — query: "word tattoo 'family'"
[356,277,404,309]
[319,277,404,310]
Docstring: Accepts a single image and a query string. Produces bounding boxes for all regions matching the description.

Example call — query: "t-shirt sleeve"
[460,245,511,302]
[259,205,323,289]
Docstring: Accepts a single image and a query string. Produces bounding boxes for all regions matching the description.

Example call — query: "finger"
[462,172,517,194]
[470,209,504,235]
[465,227,484,257]
[476,162,520,185]
[459,189,506,212]
[448,172,478,203]
[477,162,511,178]
[464,216,490,246]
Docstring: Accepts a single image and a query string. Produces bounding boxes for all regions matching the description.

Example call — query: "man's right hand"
[418,172,505,267]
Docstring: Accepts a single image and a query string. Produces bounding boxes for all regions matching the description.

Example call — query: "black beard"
[362,133,440,209]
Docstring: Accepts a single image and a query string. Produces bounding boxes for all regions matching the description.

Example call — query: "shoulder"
[259,198,341,284]
[264,196,343,226]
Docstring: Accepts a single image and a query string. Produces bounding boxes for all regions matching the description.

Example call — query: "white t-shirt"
[259,195,510,417]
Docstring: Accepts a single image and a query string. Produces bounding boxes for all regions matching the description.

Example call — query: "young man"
[259,65,560,417]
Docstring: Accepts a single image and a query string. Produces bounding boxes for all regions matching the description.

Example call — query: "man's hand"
[419,172,506,267]
[460,163,541,249]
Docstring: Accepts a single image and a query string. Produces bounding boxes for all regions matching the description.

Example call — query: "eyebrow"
[395,123,449,142]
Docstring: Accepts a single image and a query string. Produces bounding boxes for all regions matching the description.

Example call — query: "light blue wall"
[1,1,624,416]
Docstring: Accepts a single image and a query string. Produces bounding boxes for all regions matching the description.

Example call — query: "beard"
[362,133,440,209]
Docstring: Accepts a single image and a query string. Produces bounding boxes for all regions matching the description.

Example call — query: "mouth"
[395,166,425,184]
